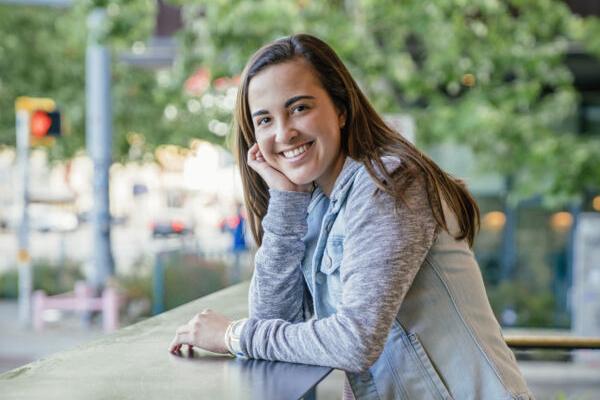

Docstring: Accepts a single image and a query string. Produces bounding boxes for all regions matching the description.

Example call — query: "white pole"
[16,109,32,326]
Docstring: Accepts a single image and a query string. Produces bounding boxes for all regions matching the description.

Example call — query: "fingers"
[256,150,264,162]
[169,326,192,353]
[248,143,258,155]
[246,144,299,191]
[169,335,191,353]
[169,309,233,355]
[247,143,258,162]
[169,310,211,354]
[247,143,265,168]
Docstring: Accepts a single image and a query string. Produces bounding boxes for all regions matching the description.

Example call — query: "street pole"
[15,96,57,326]
[86,8,114,291]
[16,107,32,326]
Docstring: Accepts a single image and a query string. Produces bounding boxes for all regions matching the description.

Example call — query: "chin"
[288,176,313,186]
[286,171,316,187]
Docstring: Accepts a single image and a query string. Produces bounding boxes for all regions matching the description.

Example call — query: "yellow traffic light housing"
[15,96,62,146]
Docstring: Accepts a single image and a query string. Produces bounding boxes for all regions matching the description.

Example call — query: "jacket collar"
[308,156,362,213]
[329,156,361,202]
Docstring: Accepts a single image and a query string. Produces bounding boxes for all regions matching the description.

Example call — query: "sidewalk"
[0,300,103,373]
[1,299,598,399]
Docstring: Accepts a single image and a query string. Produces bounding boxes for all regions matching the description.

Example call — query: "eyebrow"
[251,95,315,118]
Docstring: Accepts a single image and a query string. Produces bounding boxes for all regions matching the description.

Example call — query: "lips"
[280,141,314,159]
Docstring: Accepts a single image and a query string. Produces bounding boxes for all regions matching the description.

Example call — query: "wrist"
[224,318,248,357]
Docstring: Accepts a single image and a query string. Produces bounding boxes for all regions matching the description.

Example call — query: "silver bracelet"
[224,321,235,355]
[225,319,248,357]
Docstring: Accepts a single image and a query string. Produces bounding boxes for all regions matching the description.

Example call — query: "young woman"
[170,34,533,400]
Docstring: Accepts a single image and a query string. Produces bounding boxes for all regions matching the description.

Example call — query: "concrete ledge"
[0,282,331,400]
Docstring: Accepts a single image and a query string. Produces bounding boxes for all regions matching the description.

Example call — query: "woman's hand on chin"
[247,143,313,193]
[169,309,231,355]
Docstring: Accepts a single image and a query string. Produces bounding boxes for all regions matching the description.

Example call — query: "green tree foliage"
[175,0,600,206]
[0,1,207,160]
[1,0,599,205]
[89,0,235,153]
[0,5,87,158]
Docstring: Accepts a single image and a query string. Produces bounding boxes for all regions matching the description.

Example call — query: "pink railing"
[32,281,122,332]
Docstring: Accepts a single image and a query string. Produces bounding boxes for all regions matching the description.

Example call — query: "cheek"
[255,134,268,152]
[256,137,278,161]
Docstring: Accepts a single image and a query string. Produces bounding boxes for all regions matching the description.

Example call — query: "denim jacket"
[241,157,533,399]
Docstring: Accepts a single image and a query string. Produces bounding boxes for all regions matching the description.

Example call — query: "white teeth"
[283,143,309,159]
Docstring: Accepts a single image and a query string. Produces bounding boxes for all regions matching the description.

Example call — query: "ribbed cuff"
[239,317,256,359]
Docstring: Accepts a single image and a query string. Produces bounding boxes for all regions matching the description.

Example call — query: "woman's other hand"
[247,143,313,193]
[169,309,231,354]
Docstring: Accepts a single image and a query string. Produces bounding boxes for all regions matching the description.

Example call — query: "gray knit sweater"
[239,158,438,375]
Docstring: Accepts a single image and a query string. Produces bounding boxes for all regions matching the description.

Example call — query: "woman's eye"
[256,117,270,126]
[292,104,308,113]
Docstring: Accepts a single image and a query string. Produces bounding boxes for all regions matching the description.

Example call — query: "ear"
[338,109,347,129]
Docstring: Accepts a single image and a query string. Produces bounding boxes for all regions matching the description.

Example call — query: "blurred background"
[1,0,600,398]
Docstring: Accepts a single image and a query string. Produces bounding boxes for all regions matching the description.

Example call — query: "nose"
[274,119,298,143]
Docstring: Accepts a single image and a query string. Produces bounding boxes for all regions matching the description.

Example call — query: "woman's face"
[247,59,346,195]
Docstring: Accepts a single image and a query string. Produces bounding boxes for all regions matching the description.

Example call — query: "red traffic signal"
[31,110,61,138]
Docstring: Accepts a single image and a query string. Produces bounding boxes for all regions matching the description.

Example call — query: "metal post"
[153,251,165,315]
[565,203,580,315]
[16,109,32,326]
[86,8,114,291]
[500,176,517,281]
[500,205,517,280]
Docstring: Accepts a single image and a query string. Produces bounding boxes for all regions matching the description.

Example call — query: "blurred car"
[150,218,193,238]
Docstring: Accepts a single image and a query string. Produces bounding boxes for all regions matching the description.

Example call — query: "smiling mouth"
[280,141,314,159]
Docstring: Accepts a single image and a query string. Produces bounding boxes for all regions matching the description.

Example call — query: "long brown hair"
[234,34,480,247]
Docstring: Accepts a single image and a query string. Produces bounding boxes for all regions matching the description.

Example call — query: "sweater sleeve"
[240,169,439,373]
[248,189,312,323]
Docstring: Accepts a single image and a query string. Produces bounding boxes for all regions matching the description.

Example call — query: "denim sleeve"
[240,168,438,373]
[247,189,312,323]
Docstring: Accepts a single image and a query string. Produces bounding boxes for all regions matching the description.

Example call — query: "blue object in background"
[132,183,148,196]
[232,216,247,253]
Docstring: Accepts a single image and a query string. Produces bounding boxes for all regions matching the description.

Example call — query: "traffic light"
[30,109,61,138]
[16,97,63,147]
